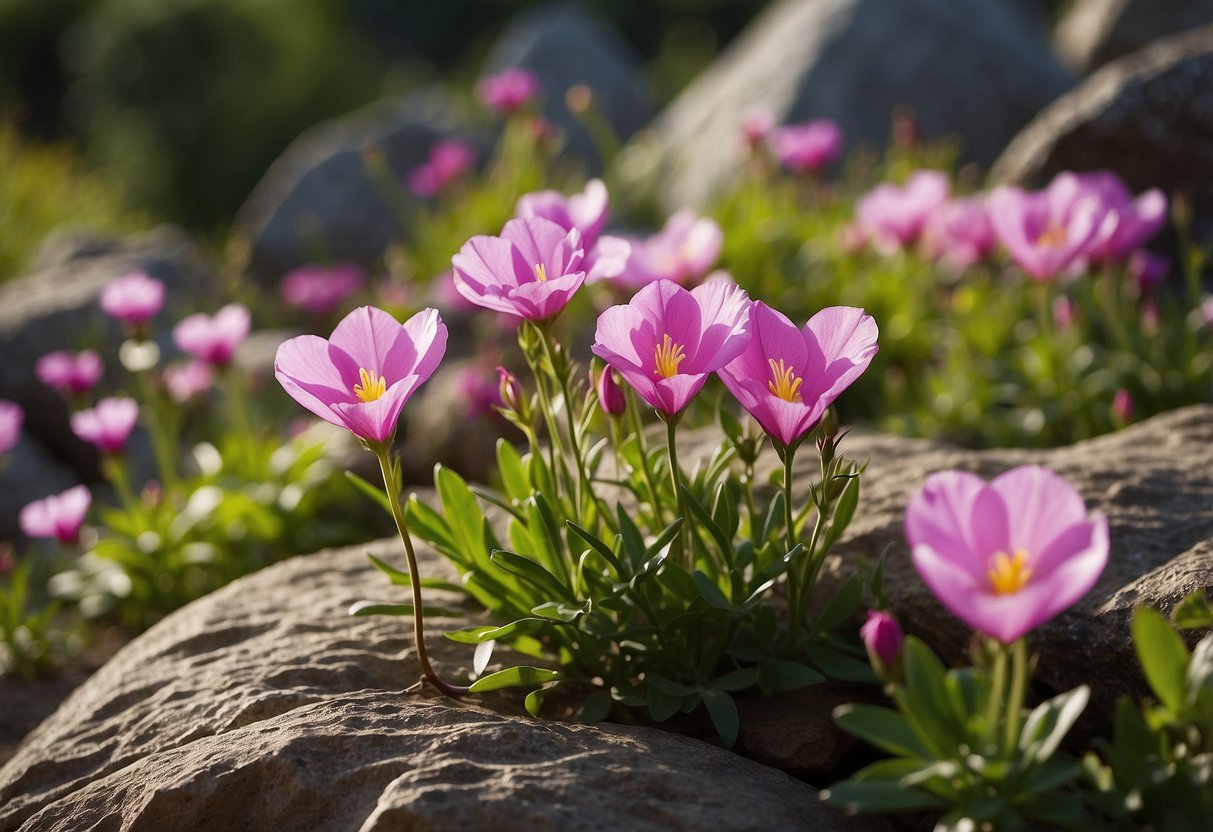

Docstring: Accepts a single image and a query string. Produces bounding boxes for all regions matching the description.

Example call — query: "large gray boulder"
[235,91,476,280]
[484,3,654,170]
[991,25,1213,231]
[1054,0,1213,73]
[636,0,1073,209]
[0,539,881,832]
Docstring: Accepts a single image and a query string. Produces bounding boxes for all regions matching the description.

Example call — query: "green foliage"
[0,555,70,680]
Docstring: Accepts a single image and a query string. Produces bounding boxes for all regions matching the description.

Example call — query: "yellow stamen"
[767,358,804,402]
[988,549,1033,595]
[1036,225,1067,248]
[535,263,548,282]
[653,334,687,379]
[353,367,387,403]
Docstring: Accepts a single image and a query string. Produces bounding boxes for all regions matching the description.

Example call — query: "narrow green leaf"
[814,572,862,633]
[577,689,612,722]
[348,601,462,617]
[1132,606,1189,713]
[1020,685,1089,763]
[566,521,626,576]
[820,473,860,551]
[444,618,551,644]
[712,667,759,692]
[468,665,559,692]
[344,471,392,515]
[366,553,465,594]
[490,550,573,602]
[771,661,825,691]
[496,439,532,502]
[823,780,947,814]
[647,684,683,721]
[833,703,931,758]
[436,465,488,568]
[680,485,732,561]
[701,689,739,746]
[692,569,733,611]
[1174,591,1213,630]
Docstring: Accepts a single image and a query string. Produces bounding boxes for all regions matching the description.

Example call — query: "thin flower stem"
[986,639,1008,750]
[521,326,573,507]
[135,370,178,494]
[219,367,256,473]
[627,392,665,522]
[664,413,691,566]
[536,326,599,527]
[374,445,469,698]
[103,456,138,511]
[1004,638,1029,751]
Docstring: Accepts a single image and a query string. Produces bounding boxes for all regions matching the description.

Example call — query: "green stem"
[536,326,597,527]
[627,391,665,522]
[1004,638,1028,751]
[664,413,691,566]
[136,370,178,494]
[522,326,572,508]
[985,639,1008,751]
[374,445,469,698]
[103,456,138,511]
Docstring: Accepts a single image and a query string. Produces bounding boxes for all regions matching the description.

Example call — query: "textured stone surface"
[991,25,1213,229]
[0,540,879,832]
[816,405,1213,711]
[1054,0,1213,73]
[235,90,477,280]
[636,0,1071,209]
[484,2,654,170]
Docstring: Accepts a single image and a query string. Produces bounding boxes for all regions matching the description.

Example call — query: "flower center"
[1036,224,1067,248]
[353,367,387,403]
[535,263,548,282]
[653,333,687,379]
[988,548,1033,595]
[767,358,804,402]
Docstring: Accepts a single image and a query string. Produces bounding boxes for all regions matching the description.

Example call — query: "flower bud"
[594,366,626,416]
[1112,388,1133,426]
[497,366,522,413]
[860,610,904,678]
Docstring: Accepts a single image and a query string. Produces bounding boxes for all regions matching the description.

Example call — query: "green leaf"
[490,550,573,603]
[566,521,625,576]
[701,688,739,746]
[1132,605,1189,713]
[577,689,612,722]
[680,485,732,561]
[647,684,683,721]
[820,473,860,551]
[531,600,589,622]
[1174,591,1213,630]
[902,638,964,739]
[527,493,569,581]
[833,703,931,758]
[496,439,532,502]
[366,553,465,594]
[771,661,825,691]
[1019,685,1089,764]
[646,673,696,697]
[823,780,947,814]
[348,601,463,617]
[444,618,550,644]
[344,471,392,515]
[436,465,488,568]
[524,686,549,717]
[467,666,559,693]
[810,642,878,683]
[814,573,861,633]
[712,667,759,692]
[692,570,733,611]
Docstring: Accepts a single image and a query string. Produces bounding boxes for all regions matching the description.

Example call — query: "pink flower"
[19,485,91,546]
[741,111,774,149]
[0,399,22,456]
[517,179,610,248]
[1075,171,1167,263]
[616,210,723,288]
[408,140,476,197]
[274,306,447,444]
[591,280,752,416]
[904,465,1109,644]
[71,396,139,455]
[477,67,541,114]
[458,366,504,419]
[451,217,586,321]
[35,350,104,395]
[100,272,166,326]
[173,304,251,367]
[987,177,1104,281]
[1200,297,1213,330]
[1112,388,1134,425]
[856,170,951,254]
[921,197,996,270]
[594,365,626,416]
[496,365,522,412]
[1128,250,1170,292]
[162,359,214,404]
[860,610,904,672]
[281,264,365,315]
[1053,295,1076,330]
[770,119,844,173]
[717,303,878,447]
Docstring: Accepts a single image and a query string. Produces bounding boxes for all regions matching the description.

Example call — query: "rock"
[1054,0,1213,73]
[235,90,477,279]
[816,405,1213,713]
[737,684,870,775]
[0,539,880,832]
[484,3,654,170]
[0,227,214,511]
[991,25,1213,229]
[636,0,1072,209]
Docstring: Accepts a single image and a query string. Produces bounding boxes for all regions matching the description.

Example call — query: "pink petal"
[989,466,1089,558]
[904,470,993,583]
[274,334,356,430]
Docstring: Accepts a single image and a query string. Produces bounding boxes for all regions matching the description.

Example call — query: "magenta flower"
[173,304,250,367]
[477,67,540,114]
[1201,297,1213,331]
[163,359,214,404]
[1128,250,1171,292]
[452,217,586,321]
[407,140,476,198]
[0,399,22,456]
[616,210,723,288]
[770,119,844,174]
[100,271,165,326]
[517,179,609,248]
[594,365,626,416]
[1074,171,1167,263]
[1053,295,1076,330]
[718,303,878,447]
[35,350,104,395]
[860,610,904,672]
[1112,388,1134,425]
[19,485,91,546]
[856,170,951,254]
[496,365,522,413]
[71,396,139,455]
[987,178,1103,281]
[274,306,447,444]
[456,365,503,419]
[741,111,774,149]
[921,197,996,270]
[591,280,752,416]
[904,465,1109,644]
[281,263,365,315]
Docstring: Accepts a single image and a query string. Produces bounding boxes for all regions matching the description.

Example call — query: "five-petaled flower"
[904,465,1108,644]
[717,303,878,447]
[20,485,91,546]
[274,306,447,445]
